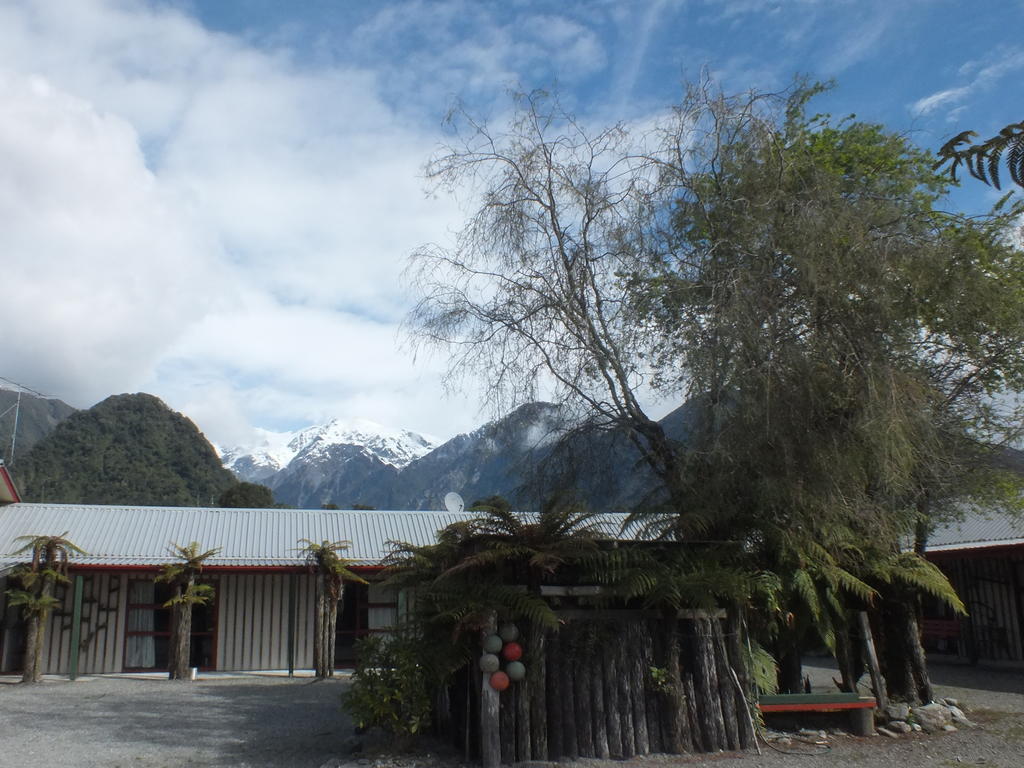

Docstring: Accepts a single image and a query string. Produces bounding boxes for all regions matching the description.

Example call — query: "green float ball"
[498,623,519,642]
[479,653,500,673]
[482,634,503,654]
[506,661,526,682]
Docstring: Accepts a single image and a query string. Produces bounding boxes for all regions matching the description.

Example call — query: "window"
[124,579,216,671]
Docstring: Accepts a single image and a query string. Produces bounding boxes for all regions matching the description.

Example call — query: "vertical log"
[546,627,563,760]
[662,614,690,754]
[684,673,705,752]
[711,617,740,751]
[481,615,501,768]
[528,623,548,761]
[574,630,595,757]
[602,636,623,758]
[516,671,531,762]
[629,622,651,755]
[617,623,636,758]
[643,620,663,754]
[591,626,610,759]
[559,625,579,760]
[692,617,726,751]
[859,610,890,709]
[500,684,514,765]
[724,609,756,750]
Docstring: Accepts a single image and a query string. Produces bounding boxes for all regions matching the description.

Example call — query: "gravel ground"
[0,662,1020,768]
[0,673,353,768]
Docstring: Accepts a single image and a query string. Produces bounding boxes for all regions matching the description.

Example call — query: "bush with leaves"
[343,630,435,742]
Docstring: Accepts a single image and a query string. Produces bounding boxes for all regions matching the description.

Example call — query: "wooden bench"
[758,693,877,736]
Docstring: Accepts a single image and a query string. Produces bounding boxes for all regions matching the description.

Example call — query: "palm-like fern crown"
[935,122,1024,189]
[156,541,220,585]
[13,532,85,574]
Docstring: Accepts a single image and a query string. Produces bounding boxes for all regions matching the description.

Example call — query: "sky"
[1,0,1022,449]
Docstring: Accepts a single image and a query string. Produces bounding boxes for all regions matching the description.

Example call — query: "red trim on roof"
[65,563,386,574]
[0,465,21,504]
[926,543,1024,559]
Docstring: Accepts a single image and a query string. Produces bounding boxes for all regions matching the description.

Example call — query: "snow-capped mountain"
[220,418,440,498]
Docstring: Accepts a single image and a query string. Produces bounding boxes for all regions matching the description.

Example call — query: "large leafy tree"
[299,539,366,678]
[408,82,1024,703]
[5,532,84,683]
[156,541,219,680]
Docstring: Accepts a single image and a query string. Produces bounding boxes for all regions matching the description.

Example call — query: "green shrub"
[343,630,433,739]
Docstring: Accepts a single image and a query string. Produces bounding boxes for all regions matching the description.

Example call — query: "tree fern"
[935,122,1024,189]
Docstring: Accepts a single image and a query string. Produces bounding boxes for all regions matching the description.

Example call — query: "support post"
[858,611,888,711]
[481,614,500,768]
[287,573,297,677]
[68,573,84,680]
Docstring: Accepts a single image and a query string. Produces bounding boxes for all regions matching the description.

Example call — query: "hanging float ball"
[506,661,526,682]
[490,671,510,691]
[498,623,519,642]
[482,634,503,654]
[479,653,500,673]
[502,642,523,662]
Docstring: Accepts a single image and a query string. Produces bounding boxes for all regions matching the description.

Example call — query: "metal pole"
[287,573,297,677]
[9,390,21,464]
[69,574,84,680]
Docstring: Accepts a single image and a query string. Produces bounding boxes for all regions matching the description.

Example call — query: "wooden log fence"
[450,610,756,764]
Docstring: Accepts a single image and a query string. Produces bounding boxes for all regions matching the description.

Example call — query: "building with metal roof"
[922,509,1024,666]
[0,501,630,677]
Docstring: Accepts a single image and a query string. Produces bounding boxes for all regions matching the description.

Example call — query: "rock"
[948,706,976,727]
[877,727,901,738]
[911,723,922,732]
[776,737,793,746]
[911,702,953,733]
[885,702,911,722]
[942,698,959,708]
[942,724,959,733]
[889,721,912,733]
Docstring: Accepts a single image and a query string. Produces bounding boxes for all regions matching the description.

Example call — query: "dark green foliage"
[217,481,275,508]
[15,393,236,506]
[344,630,436,740]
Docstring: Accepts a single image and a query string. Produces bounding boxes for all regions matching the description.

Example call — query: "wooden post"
[528,624,547,761]
[629,623,651,755]
[618,623,636,758]
[591,632,610,759]
[574,640,594,756]
[559,626,579,760]
[500,682,514,765]
[643,620,663,754]
[545,628,563,760]
[603,637,623,758]
[712,617,740,750]
[481,615,501,768]
[692,618,726,751]
[287,573,297,677]
[858,611,888,711]
[515,673,531,762]
[68,573,84,681]
[725,609,756,750]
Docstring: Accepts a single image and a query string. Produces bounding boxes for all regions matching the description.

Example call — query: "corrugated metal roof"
[926,508,1024,552]
[0,503,631,570]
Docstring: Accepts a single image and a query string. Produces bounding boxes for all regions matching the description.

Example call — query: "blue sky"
[1,0,1021,448]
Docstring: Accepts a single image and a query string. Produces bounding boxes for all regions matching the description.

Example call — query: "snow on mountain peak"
[222,418,440,481]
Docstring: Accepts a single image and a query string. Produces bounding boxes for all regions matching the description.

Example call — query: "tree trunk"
[618,630,636,758]
[692,618,726,751]
[313,576,339,678]
[591,634,610,759]
[21,612,42,683]
[884,600,932,703]
[559,626,579,760]
[168,578,193,680]
[643,620,663,754]
[776,629,803,694]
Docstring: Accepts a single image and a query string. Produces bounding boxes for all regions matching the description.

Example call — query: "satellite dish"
[444,491,465,514]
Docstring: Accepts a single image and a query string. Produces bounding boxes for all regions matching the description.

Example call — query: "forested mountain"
[15,393,235,506]
[0,388,77,463]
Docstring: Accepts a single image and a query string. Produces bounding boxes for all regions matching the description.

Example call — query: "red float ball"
[502,641,523,662]
[490,671,510,691]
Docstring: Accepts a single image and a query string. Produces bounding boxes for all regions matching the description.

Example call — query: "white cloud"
[911,47,1024,118]
[0,70,225,406]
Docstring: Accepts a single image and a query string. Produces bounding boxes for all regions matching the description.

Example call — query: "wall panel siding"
[215,572,315,670]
